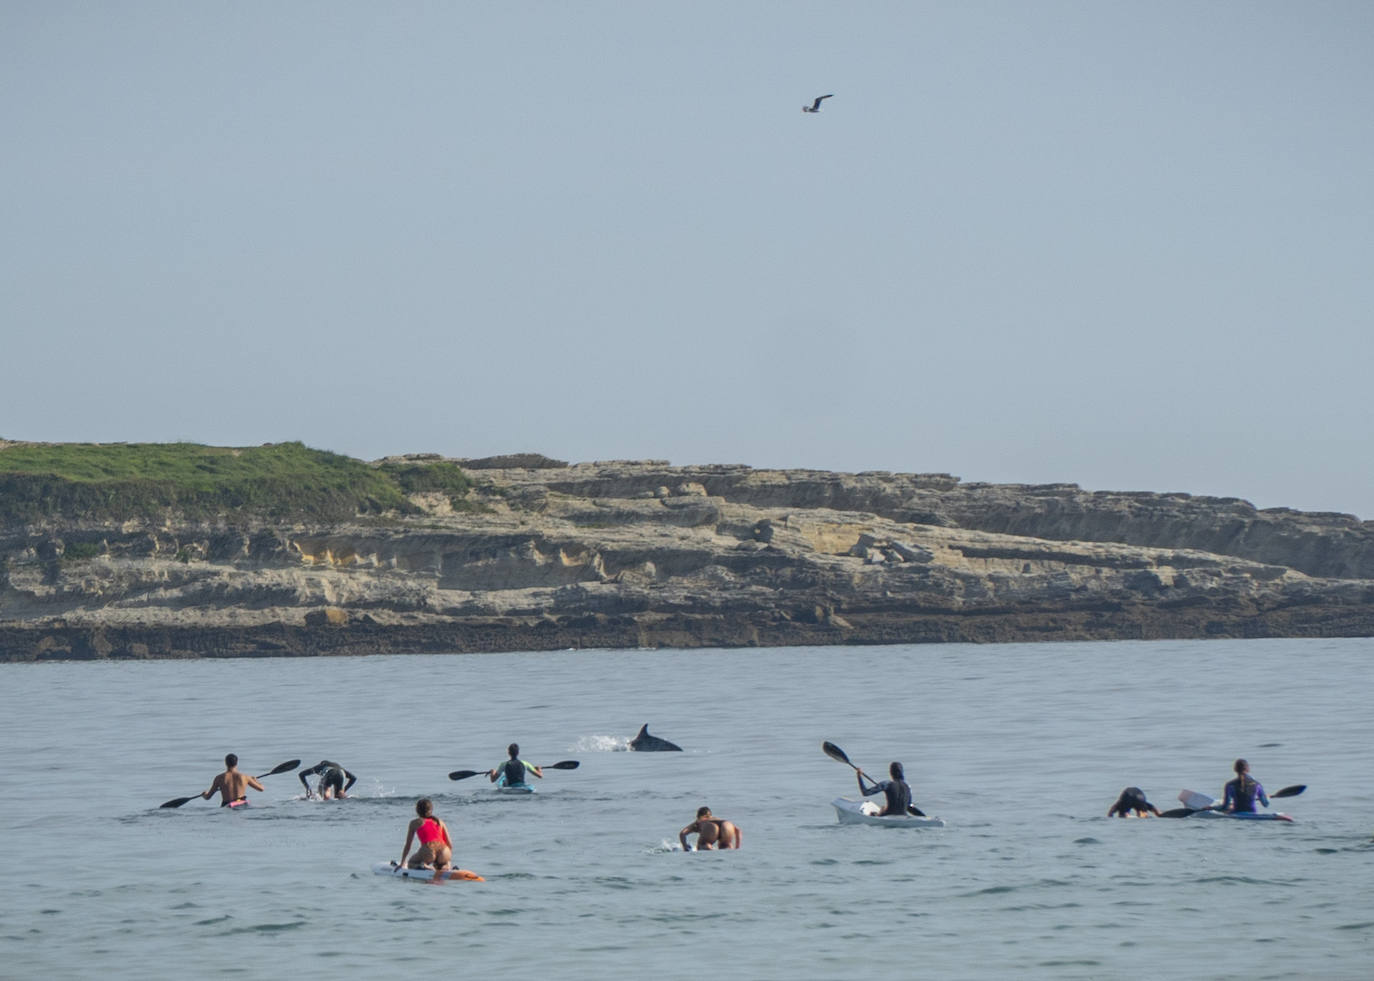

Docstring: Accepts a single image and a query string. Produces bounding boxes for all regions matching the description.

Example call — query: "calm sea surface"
[2,638,1372,980]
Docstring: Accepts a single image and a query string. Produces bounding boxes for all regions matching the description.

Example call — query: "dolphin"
[629,724,682,752]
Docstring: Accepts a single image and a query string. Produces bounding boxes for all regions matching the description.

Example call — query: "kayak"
[373,862,484,882]
[1187,809,1295,823]
[1176,790,1295,822]
[832,797,945,828]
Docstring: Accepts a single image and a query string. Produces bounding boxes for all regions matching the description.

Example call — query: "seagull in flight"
[802,94,833,113]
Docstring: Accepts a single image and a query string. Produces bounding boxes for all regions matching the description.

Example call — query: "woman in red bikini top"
[400,798,453,870]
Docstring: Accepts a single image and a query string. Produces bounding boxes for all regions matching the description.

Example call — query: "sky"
[3,2,1372,517]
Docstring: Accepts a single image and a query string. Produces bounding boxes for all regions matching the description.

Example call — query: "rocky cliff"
[2,458,1372,660]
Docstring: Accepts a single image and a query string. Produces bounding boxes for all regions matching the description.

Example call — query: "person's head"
[416,798,433,818]
[508,743,519,759]
[225,753,238,769]
[696,806,712,819]
[889,761,905,781]
[1234,759,1249,776]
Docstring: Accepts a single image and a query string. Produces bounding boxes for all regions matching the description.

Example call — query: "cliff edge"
[2,450,1371,660]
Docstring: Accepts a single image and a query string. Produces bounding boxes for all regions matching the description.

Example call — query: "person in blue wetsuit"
[856,761,916,816]
[1222,758,1269,813]
[488,743,543,788]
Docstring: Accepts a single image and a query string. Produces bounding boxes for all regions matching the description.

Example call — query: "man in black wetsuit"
[856,761,915,816]
[1107,786,1162,817]
[298,760,357,800]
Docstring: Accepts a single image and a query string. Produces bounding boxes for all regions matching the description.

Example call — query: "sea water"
[1,639,1371,980]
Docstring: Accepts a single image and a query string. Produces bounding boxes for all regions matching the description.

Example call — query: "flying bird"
[802,94,833,113]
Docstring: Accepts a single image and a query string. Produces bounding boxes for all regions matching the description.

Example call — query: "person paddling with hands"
[1222,758,1270,813]
[1107,786,1163,817]
[680,806,742,851]
[298,760,357,800]
[202,754,265,808]
[488,743,543,789]
[856,761,915,817]
[400,798,453,871]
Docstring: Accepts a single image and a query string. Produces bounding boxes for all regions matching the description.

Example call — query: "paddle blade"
[160,795,197,809]
[448,770,482,781]
[546,760,579,770]
[822,741,852,767]
[1158,807,1196,818]
[1178,789,1218,810]
[907,805,926,818]
[258,759,301,778]
[1272,784,1306,799]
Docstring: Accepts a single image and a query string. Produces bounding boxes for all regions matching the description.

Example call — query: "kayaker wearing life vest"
[298,760,357,800]
[680,806,742,850]
[400,798,453,870]
[1107,786,1162,817]
[1222,759,1269,813]
[201,754,265,807]
[856,761,914,816]
[488,744,543,788]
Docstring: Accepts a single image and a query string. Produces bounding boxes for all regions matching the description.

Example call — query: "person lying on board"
[680,807,742,850]
[202,753,265,807]
[488,743,543,788]
[298,760,357,799]
[1107,786,1162,817]
[400,798,453,871]
[856,761,914,816]
[1222,759,1269,813]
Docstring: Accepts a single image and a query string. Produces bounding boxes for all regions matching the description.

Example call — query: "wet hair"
[696,806,712,818]
[1234,759,1249,775]
[225,754,238,768]
[889,762,905,780]
[415,798,433,818]
[508,743,519,758]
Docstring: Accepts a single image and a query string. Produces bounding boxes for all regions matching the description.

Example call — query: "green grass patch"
[0,441,418,523]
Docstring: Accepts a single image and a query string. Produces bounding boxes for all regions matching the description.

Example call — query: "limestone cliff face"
[2,460,1371,660]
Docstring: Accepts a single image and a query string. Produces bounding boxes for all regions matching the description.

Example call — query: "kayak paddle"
[448,760,580,780]
[159,759,302,809]
[821,741,926,817]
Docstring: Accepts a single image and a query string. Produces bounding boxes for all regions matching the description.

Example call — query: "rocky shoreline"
[2,460,1371,661]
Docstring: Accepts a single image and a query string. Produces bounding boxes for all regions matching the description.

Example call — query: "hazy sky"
[4,2,1372,517]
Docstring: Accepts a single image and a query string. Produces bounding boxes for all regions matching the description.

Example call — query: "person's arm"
[400,820,418,866]
[247,775,265,793]
[299,770,314,798]
[1256,782,1269,808]
[440,820,453,847]
[202,773,224,801]
[679,823,697,851]
[525,760,543,779]
[856,770,880,796]
[488,768,499,782]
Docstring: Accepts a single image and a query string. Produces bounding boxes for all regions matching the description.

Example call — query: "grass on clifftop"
[0,441,468,523]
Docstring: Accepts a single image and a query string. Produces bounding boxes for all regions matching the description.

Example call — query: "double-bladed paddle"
[1160,784,1306,817]
[822,741,926,817]
[159,759,302,809]
[448,760,580,781]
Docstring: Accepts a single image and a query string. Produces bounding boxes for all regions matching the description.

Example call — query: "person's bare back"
[680,807,742,850]
[203,755,265,806]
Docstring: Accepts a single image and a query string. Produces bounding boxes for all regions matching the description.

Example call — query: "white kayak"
[832,797,945,828]
[1177,789,1295,822]
[373,862,484,881]
[1188,809,1294,822]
